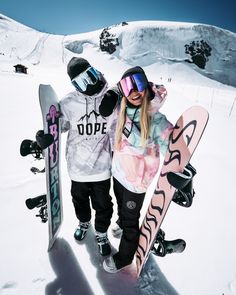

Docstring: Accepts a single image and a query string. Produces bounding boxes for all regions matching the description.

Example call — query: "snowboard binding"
[21,130,53,222]
[20,130,54,160]
[25,194,48,223]
[20,139,43,159]
[20,130,54,173]
[167,162,197,207]
[151,229,186,257]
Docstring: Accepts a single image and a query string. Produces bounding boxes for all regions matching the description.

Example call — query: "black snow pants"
[112,177,145,269]
[71,179,113,233]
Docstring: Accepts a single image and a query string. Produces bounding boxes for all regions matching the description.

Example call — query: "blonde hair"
[115,89,151,150]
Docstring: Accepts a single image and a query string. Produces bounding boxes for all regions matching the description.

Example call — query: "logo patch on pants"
[126,201,136,210]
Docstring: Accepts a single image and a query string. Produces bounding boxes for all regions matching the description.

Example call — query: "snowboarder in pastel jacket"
[99,66,196,273]
[60,57,114,256]
[99,66,173,272]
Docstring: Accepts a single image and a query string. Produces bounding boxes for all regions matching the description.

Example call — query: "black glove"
[36,130,54,150]
[99,89,119,117]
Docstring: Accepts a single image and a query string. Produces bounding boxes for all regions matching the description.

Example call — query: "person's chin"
[132,99,142,106]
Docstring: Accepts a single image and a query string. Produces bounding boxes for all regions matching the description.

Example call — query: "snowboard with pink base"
[136,106,209,277]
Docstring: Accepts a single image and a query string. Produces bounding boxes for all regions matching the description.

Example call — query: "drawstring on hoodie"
[84,96,98,123]
[85,97,88,123]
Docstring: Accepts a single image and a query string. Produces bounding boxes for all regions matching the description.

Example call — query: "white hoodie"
[60,85,114,182]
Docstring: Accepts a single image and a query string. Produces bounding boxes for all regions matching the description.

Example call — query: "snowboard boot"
[151,229,186,257]
[95,231,111,256]
[103,255,130,273]
[74,221,91,241]
[103,255,119,273]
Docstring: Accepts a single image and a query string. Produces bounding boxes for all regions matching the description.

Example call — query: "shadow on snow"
[45,229,179,295]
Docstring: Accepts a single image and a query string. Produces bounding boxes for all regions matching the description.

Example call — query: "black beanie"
[121,66,147,80]
[67,57,90,80]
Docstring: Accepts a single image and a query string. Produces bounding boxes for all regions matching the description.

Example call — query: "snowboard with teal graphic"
[39,84,63,250]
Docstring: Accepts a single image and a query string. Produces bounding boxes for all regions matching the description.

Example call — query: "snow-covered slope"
[0,14,69,69]
[1,14,236,87]
[65,20,236,86]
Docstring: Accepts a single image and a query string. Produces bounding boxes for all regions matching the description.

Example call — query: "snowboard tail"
[136,106,209,276]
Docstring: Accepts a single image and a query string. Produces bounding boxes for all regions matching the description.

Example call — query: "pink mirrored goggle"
[118,73,148,97]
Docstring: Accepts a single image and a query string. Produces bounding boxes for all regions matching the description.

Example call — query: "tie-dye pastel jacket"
[111,83,173,193]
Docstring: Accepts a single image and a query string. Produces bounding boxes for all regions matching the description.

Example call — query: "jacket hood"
[148,82,167,114]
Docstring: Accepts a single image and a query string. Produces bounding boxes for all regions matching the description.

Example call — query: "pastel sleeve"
[152,114,173,156]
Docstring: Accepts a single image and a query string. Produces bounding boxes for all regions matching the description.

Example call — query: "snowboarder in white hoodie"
[60,57,114,256]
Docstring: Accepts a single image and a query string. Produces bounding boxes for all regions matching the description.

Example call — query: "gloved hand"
[99,89,120,117]
[36,130,54,150]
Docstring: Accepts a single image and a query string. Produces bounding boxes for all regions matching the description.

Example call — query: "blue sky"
[0,0,236,34]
